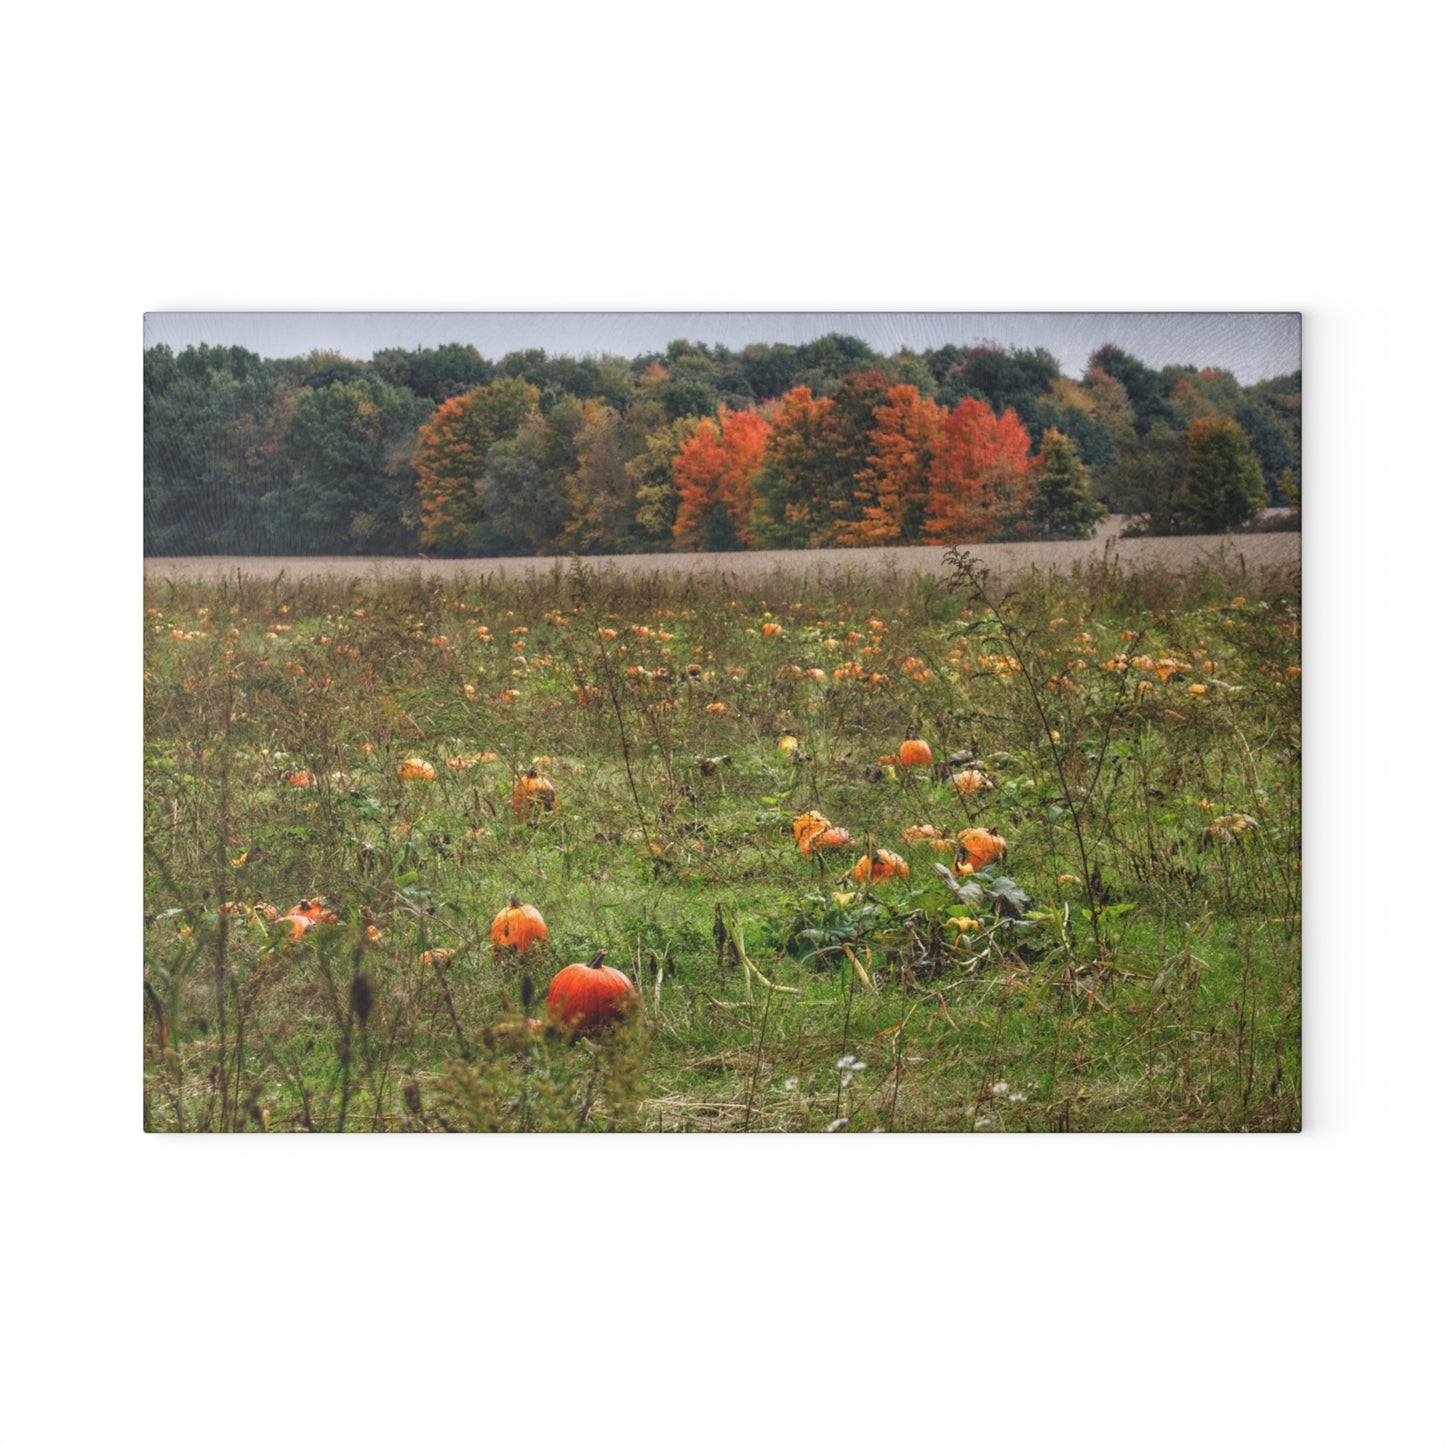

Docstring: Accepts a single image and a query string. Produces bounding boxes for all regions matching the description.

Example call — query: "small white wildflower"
[991,1080,1010,1097]
[850,1059,866,1072]
[825,1117,849,1133]
[836,1055,857,1071]
[1009,1093,1026,1104]
[781,1078,799,1092]
[975,1116,992,1128]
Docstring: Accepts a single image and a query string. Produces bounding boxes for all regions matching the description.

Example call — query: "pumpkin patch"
[145,544,1300,1136]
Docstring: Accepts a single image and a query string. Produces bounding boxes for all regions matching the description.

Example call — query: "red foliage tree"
[923,400,1039,543]
[671,407,770,551]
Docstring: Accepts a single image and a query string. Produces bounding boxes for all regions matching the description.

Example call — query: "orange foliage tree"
[836,384,945,546]
[671,407,770,551]
[415,377,539,553]
[923,399,1038,543]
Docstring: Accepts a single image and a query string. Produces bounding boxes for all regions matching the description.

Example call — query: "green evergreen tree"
[1031,429,1106,538]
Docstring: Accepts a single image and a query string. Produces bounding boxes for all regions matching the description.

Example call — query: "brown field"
[143,528,1299,585]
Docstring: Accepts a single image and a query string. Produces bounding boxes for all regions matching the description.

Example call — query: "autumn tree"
[923,400,1038,543]
[836,384,945,546]
[825,370,895,536]
[1179,416,1267,532]
[754,373,897,547]
[1033,376,1119,472]
[563,400,634,553]
[939,345,1059,434]
[751,388,833,547]
[415,377,539,553]
[1089,344,1180,435]
[1081,366,1137,448]
[628,414,706,547]
[472,404,578,556]
[1029,428,1105,539]
[671,407,770,552]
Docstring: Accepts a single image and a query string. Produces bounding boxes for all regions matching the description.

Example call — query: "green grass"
[142,550,1301,1131]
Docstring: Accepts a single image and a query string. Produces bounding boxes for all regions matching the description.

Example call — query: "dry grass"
[143,529,1300,585]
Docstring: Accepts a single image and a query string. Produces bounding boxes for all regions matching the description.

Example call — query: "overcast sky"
[143,312,1301,385]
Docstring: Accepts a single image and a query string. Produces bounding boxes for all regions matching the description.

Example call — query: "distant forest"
[144,333,1300,556]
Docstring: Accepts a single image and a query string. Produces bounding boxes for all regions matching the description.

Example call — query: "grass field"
[142,544,1302,1132]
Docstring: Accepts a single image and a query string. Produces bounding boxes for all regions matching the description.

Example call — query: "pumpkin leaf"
[984,874,1031,912]
[933,863,985,907]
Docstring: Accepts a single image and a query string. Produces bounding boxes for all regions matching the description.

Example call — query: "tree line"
[143,333,1300,555]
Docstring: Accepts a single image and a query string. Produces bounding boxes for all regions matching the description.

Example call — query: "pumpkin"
[1204,813,1259,846]
[512,768,557,821]
[956,827,1007,872]
[949,769,993,795]
[283,897,337,927]
[486,1015,547,1050]
[898,734,933,769]
[792,811,831,850]
[546,950,636,1037]
[277,898,335,939]
[901,821,947,846]
[397,757,436,782]
[852,849,910,884]
[801,824,852,856]
[491,894,549,956]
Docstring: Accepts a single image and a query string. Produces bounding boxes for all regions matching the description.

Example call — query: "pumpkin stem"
[509,892,521,909]
[586,949,607,969]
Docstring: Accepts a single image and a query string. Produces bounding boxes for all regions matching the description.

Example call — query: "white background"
[4,3,1441,1443]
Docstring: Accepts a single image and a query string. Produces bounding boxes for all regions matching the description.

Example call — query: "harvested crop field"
[144,528,1299,585]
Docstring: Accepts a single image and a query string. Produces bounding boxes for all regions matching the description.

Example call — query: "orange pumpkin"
[277,898,336,938]
[949,769,993,795]
[546,950,636,1037]
[397,757,436,782]
[284,897,337,926]
[955,827,1007,872]
[898,734,933,769]
[801,824,852,856]
[491,894,549,956]
[852,849,910,884]
[792,811,831,851]
[487,1015,547,1050]
[512,768,557,821]
[901,821,947,845]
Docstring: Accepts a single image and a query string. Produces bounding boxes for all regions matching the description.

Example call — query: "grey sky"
[143,312,1301,385]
